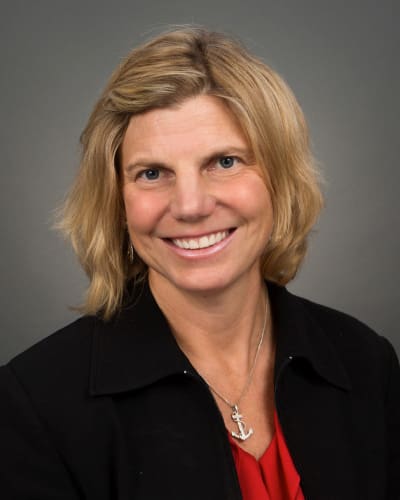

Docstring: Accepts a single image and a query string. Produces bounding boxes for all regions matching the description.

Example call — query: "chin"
[158,269,248,297]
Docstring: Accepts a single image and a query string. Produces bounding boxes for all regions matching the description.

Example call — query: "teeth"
[172,231,229,250]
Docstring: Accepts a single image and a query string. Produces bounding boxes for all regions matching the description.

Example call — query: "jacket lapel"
[89,283,192,396]
[89,281,358,498]
[270,285,357,498]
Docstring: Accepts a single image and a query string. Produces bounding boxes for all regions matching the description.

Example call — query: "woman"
[1,27,399,499]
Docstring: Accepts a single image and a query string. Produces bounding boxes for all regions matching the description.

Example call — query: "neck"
[148,273,271,375]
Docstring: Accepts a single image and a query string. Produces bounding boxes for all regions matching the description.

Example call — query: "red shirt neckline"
[228,410,305,500]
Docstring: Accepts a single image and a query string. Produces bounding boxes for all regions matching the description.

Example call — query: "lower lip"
[163,230,236,259]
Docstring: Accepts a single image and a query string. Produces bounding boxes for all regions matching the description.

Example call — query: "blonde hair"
[59,26,323,319]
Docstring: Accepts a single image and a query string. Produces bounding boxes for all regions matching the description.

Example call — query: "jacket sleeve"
[0,365,79,499]
[381,338,400,499]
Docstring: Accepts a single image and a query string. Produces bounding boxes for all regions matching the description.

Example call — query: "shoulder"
[0,314,111,449]
[8,315,96,368]
[272,282,393,354]
[2,315,100,403]
[299,293,394,353]
[291,290,399,388]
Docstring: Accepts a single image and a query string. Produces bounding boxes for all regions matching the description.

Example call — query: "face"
[121,95,273,297]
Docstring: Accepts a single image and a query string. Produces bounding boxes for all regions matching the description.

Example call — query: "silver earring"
[128,242,135,263]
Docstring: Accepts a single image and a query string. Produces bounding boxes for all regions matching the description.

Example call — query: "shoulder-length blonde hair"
[59,26,323,319]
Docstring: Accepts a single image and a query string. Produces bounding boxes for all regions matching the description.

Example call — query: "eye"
[139,168,160,181]
[218,156,237,169]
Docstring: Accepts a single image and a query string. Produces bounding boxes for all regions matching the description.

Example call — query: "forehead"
[121,95,250,162]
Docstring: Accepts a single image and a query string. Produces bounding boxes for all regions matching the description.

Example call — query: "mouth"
[169,229,234,250]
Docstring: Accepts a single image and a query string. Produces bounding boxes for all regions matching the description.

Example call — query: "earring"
[128,242,135,263]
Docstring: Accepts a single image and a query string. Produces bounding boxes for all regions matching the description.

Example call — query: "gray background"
[1,0,398,364]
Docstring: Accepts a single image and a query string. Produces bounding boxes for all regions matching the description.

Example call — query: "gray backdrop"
[1,0,398,364]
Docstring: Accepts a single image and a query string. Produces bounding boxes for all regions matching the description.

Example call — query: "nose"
[170,172,216,221]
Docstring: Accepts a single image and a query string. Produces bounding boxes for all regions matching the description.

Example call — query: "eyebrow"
[123,147,255,173]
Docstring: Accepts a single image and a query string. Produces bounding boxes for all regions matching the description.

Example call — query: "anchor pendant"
[231,404,254,441]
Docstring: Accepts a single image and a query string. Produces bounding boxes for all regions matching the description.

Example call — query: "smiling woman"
[121,95,274,296]
[1,27,399,500]
[58,27,322,320]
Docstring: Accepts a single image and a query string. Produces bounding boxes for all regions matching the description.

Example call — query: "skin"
[121,95,276,458]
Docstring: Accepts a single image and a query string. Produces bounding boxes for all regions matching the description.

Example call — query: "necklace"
[201,299,268,442]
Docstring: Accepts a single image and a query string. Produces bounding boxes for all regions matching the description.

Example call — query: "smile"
[171,230,230,250]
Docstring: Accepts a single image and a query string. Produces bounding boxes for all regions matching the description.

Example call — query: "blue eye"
[142,169,160,180]
[218,156,236,169]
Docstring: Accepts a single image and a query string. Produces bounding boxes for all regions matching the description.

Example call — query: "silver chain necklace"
[200,300,268,442]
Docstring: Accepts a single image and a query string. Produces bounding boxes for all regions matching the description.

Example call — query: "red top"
[228,411,305,500]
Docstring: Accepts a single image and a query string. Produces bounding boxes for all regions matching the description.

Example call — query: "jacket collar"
[89,283,192,396]
[270,284,351,391]
[89,281,351,396]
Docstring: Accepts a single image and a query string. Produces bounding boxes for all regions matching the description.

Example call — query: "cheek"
[232,176,273,221]
[123,188,166,236]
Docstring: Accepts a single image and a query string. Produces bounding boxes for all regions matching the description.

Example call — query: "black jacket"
[1,283,399,499]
